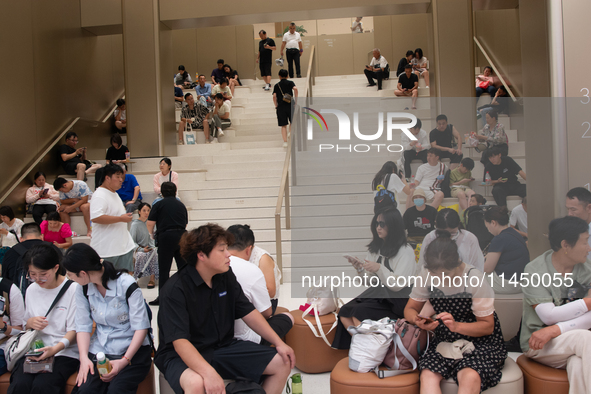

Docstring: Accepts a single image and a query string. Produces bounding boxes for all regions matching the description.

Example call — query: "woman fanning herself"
[332,208,418,349]
[405,233,506,394]
[63,243,152,394]
[8,244,79,394]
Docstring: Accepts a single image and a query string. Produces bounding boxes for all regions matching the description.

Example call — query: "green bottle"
[33,339,45,349]
[286,373,302,394]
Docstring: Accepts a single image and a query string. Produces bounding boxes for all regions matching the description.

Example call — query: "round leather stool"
[440,357,523,394]
[284,309,348,373]
[330,357,420,394]
[516,355,569,394]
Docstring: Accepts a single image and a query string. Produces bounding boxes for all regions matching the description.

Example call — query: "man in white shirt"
[364,48,388,91]
[406,148,446,210]
[401,118,430,178]
[90,164,136,271]
[228,226,293,345]
[280,23,303,78]
[566,187,591,256]
[351,17,363,33]
[510,196,528,239]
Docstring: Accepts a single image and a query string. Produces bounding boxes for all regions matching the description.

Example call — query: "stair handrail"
[274,45,315,281]
[473,36,517,102]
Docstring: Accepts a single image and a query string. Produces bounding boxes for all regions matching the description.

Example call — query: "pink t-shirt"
[40,221,73,244]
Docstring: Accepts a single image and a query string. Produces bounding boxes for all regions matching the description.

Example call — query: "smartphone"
[26,350,44,357]
[501,178,508,181]
[0,296,5,317]
[416,314,435,324]
[343,254,361,264]
[43,189,49,194]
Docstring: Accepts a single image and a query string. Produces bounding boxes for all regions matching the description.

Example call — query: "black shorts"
[162,340,277,394]
[276,106,292,127]
[260,62,272,77]
[438,150,463,164]
[63,161,90,175]
[260,314,293,346]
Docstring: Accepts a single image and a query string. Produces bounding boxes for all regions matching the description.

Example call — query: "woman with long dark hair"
[223,64,241,95]
[371,161,411,201]
[63,243,152,394]
[411,47,429,88]
[8,244,79,394]
[332,208,418,349]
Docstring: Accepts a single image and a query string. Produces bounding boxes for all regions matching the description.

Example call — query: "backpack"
[377,318,430,378]
[83,281,155,355]
[0,278,13,322]
[374,174,397,214]
[382,63,391,79]
[464,206,494,250]
[9,243,30,300]
[225,377,265,394]
[440,169,452,197]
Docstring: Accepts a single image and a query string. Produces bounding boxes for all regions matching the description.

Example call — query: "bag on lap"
[374,173,397,214]
[376,319,430,378]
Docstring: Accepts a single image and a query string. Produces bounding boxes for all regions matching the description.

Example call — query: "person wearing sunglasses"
[332,208,418,349]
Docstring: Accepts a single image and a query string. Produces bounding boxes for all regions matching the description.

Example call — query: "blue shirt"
[174,86,183,98]
[75,274,151,356]
[117,173,142,202]
[195,83,211,97]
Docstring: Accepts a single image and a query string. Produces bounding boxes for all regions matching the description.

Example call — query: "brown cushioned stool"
[284,309,348,373]
[330,357,420,394]
[516,355,569,394]
[440,357,523,394]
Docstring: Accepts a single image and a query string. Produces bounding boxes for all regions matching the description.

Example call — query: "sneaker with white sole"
[282,142,288,148]
[264,85,270,91]
[217,128,224,137]
[211,138,219,144]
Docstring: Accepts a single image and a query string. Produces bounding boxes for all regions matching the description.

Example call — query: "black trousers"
[8,356,79,394]
[403,149,429,177]
[71,346,152,394]
[492,182,527,207]
[364,69,384,89]
[157,230,187,292]
[286,49,301,77]
[32,204,57,224]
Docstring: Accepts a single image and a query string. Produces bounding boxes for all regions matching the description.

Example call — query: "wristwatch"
[0,322,8,334]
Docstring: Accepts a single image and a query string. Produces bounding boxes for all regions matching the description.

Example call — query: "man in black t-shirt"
[429,114,464,169]
[273,69,298,148]
[484,147,527,207]
[59,131,102,180]
[147,181,188,305]
[155,224,295,394]
[394,64,419,109]
[258,30,276,91]
[396,50,414,77]
[402,188,438,242]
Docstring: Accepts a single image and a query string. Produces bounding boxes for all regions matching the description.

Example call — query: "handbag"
[5,280,73,371]
[300,287,342,346]
[375,318,430,378]
[278,84,292,103]
[348,318,395,373]
[478,79,490,89]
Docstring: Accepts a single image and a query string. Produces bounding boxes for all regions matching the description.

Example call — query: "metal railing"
[473,36,518,102]
[274,45,315,281]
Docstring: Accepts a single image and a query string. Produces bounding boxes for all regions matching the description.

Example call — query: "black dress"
[331,255,412,349]
[419,279,507,391]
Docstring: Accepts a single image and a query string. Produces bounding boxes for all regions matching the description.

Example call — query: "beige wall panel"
[160,23,177,158]
[80,0,122,27]
[373,16,393,66]
[317,34,354,76]
[196,26,238,80]
[111,35,126,99]
[235,25,256,80]
[474,9,522,95]
[391,14,430,69]
[352,32,375,75]
[172,29,198,79]
[298,36,318,78]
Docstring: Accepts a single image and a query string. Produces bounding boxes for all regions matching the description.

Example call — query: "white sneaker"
[211,138,219,144]
[217,128,224,137]
[283,142,288,148]
[264,85,270,91]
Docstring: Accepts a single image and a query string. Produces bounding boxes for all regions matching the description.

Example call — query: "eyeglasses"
[376,221,387,228]
[68,138,79,143]
[26,271,51,283]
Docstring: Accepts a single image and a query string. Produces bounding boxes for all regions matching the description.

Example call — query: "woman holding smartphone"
[63,244,152,394]
[332,208,418,349]
[26,171,60,225]
[8,244,79,394]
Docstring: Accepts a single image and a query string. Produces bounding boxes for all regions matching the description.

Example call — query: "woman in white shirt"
[0,206,25,247]
[371,161,411,209]
[332,208,418,349]
[25,171,60,224]
[0,278,25,375]
[411,48,429,88]
[63,244,152,394]
[419,208,485,271]
[9,243,79,394]
[152,157,179,205]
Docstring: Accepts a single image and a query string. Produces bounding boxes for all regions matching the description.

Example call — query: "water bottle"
[286,373,302,394]
[410,175,416,189]
[485,172,492,186]
[96,352,113,377]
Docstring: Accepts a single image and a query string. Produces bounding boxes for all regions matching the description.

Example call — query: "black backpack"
[464,206,494,250]
[0,278,13,320]
[9,243,30,300]
[83,281,155,354]
[374,174,397,214]
[440,169,452,197]
[225,377,265,394]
